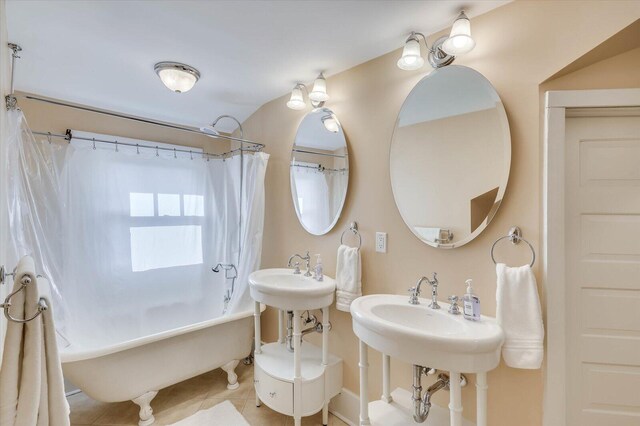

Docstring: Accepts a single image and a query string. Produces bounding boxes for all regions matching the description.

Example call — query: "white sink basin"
[351,294,504,373]
[249,268,336,310]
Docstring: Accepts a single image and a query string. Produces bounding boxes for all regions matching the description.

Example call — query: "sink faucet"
[287,251,312,277]
[408,273,440,309]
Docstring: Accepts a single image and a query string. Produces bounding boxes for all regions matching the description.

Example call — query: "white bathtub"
[60,306,263,425]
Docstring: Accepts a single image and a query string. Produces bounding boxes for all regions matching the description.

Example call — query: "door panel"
[565,113,640,425]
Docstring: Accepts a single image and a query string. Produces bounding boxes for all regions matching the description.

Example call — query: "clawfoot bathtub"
[60,307,262,425]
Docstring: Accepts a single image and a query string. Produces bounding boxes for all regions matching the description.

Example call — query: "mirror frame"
[290,107,349,236]
[389,65,511,248]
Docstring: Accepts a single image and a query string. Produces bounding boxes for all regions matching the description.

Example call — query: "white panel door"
[565,110,640,425]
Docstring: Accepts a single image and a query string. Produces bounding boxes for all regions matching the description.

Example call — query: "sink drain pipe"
[412,366,467,423]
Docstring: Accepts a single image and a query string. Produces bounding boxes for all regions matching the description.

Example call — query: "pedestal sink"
[351,294,504,426]
[249,268,341,426]
[249,268,336,310]
[351,294,504,373]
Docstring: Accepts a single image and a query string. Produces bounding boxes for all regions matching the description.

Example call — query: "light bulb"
[154,62,200,93]
[286,86,306,110]
[309,73,329,103]
[442,11,476,55]
[397,36,425,71]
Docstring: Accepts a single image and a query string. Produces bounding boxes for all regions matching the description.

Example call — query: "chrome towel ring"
[490,226,535,267]
[340,221,362,249]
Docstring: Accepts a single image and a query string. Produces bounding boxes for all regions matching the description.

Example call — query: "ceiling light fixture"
[154,61,200,93]
[397,10,475,71]
[286,72,330,110]
[321,113,340,133]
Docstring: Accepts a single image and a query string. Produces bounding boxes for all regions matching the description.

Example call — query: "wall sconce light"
[154,61,201,93]
[397,10,475,70]
[286,73,329,110]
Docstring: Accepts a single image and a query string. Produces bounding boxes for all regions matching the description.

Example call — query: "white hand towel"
[335,244,361,312]
[0,256,70,426]
[496,263,544,369]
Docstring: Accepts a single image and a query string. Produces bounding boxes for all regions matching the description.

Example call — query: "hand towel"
[496,263,544,369]
[0,256,70,426]
[335,244,361,312]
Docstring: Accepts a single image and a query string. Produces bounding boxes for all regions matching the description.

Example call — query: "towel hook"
[0,272,48,323]
[340,221,362,249]
[490,226,535,267]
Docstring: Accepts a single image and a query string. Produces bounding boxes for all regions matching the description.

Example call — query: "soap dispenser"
[314,254,323,281]
[462,279,481,321]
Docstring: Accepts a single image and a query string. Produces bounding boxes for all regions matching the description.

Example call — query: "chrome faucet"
[408,273,440,309]
[287,251,312,277]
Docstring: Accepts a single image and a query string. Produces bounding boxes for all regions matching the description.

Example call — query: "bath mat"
[168,400,249,426]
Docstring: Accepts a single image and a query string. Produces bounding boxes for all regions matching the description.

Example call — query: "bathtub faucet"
[213,264,237,312]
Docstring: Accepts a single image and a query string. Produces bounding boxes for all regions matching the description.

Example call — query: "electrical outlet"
[376,232,387,253]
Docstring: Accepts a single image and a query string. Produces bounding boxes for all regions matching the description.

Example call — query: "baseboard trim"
[329,387,359,426]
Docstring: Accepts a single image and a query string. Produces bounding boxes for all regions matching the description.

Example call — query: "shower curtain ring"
[174,148,177,159]
[136,144,140,155]
[115,140,119,152]
[190,150,193,160]
[155,146,159,157]
[47,132,52,144]
[92,138,96,150]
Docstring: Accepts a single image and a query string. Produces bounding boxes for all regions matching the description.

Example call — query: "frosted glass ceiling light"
[442,11,476,55]
[154,62,200,93]
[321,114,340,133]
[286,84,307,110]
[397,34,425,70]
[309,73,329,103]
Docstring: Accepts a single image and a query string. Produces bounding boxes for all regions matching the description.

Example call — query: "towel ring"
[340,221,362,249]
[490,226,535,267]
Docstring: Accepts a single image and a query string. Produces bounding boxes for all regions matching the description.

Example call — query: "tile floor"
[68,362,349,426]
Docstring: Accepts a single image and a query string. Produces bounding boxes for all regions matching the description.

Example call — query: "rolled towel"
[335,244,361,312]
[496,263,544,369]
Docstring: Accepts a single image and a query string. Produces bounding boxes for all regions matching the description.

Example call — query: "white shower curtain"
[6,111,268,348]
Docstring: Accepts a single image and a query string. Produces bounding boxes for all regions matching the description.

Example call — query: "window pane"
[130,225,203,272]
[184,194,204,216]
[158,193,181,216]
[130,193,154,217]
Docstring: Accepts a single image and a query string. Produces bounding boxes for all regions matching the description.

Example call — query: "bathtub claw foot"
[222,359,240,390]
[132,390,158,426]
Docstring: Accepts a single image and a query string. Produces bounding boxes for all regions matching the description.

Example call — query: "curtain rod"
[292,148,346,159]
[18,93,265,149]
[32,130,261,158]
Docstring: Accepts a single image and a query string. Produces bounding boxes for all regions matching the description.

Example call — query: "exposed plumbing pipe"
[285,310,330,352]
[412,366,466,423]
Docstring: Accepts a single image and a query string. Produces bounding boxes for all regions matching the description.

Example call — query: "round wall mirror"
[390,65,511,248]
[291,108,349,235]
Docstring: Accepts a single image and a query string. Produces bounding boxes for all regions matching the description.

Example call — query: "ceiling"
[6,0,508,133]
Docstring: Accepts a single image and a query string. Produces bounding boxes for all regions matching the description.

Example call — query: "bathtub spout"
[132,390,158,426]
[221,359,240,390]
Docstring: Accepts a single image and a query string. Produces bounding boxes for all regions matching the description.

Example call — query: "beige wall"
[241,2,640,425]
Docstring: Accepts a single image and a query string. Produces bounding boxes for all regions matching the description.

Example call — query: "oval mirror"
[390,65,511,248]
[291,108,349,235]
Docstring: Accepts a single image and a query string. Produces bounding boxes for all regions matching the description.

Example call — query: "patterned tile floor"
[68,363,349,426]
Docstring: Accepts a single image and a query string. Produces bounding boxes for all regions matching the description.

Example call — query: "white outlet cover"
[376,232,387,253]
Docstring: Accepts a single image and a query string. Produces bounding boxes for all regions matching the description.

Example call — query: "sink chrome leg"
[449,371,463,426]
[382,354,392,403]
[293,310,302,426]
[254,301,261,407]
[477,372,488,426]
[359,340,371,425]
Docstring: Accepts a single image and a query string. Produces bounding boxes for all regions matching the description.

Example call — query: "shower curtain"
[5,110,268,348]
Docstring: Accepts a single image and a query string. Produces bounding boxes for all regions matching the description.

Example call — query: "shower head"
[201,115,244,140]
[199,125,220,137]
